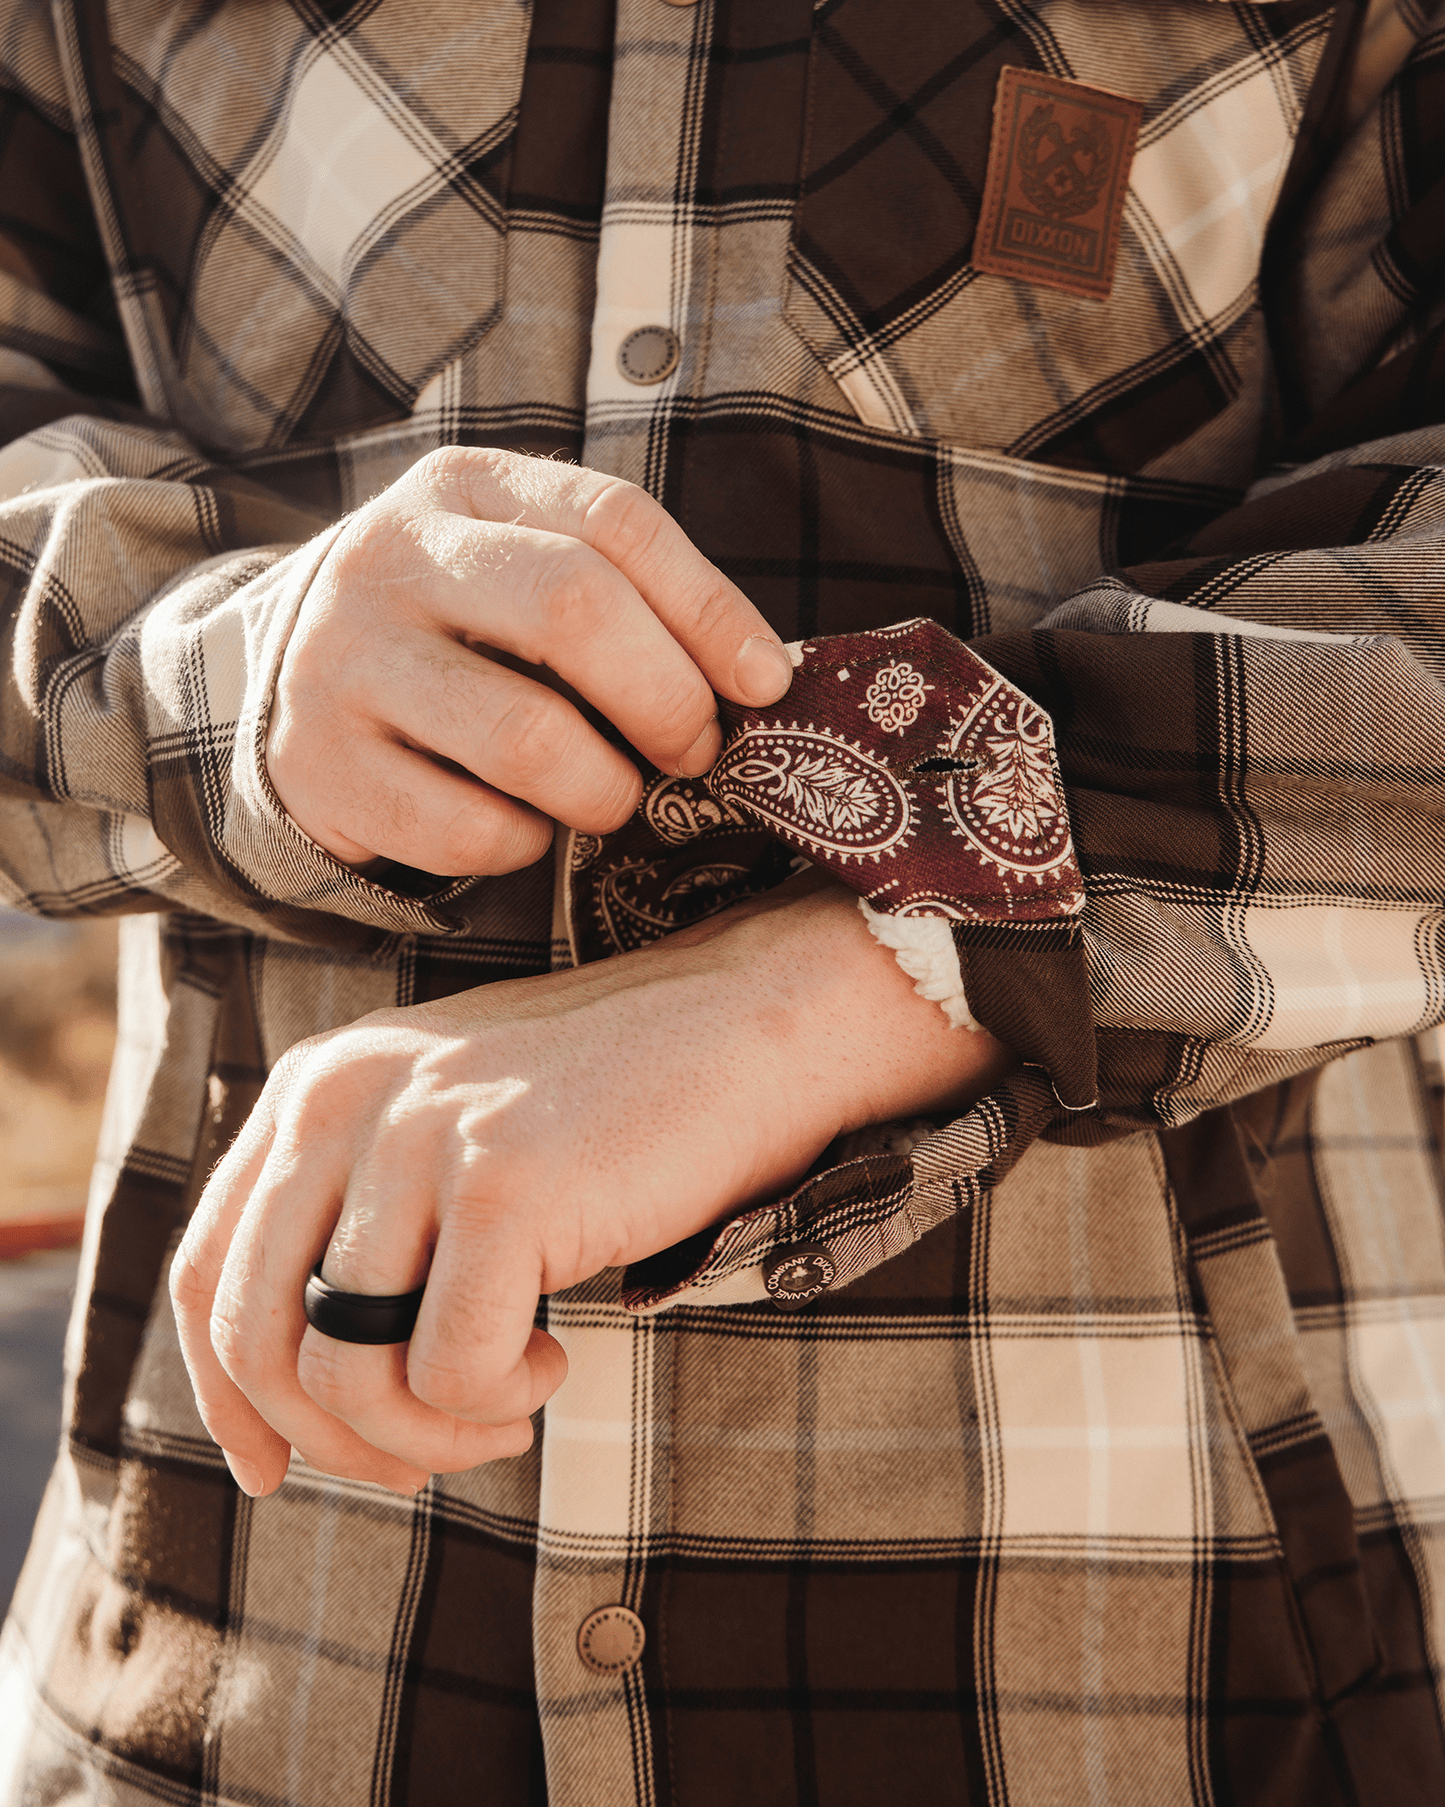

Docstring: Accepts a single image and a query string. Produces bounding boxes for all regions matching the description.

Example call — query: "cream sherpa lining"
[858,897,979,1031]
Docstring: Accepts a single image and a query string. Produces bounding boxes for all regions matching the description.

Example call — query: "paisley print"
[569,618,1084,956]
[708,726,915,863]
[570,831,603,871]
[593,855,761,954]
[641,774,750,846]
[940,681,1076,884]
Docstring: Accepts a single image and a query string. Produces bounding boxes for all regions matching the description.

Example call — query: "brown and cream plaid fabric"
[3,0,1445,1800]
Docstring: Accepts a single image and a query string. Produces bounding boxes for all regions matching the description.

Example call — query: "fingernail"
[735,635,795,706]
[677,719,723,778]
[224,1451,267,1497]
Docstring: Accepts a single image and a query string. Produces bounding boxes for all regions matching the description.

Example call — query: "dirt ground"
[0,919,117,1231]
[0,917,115,1607]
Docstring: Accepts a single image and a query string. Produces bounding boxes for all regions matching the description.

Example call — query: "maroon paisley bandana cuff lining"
[562,617,1086,1046]
[707,617,1085,927]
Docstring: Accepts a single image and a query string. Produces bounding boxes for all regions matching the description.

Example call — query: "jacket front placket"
[530,3,712,1798]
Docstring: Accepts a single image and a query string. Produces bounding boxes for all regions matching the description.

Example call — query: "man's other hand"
[264,447,796,874]
[169,880,1014,1497]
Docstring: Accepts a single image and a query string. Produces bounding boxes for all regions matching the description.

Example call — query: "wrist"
[702,879,1015,1136]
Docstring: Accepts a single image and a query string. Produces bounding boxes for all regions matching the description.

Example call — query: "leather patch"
[973,67,1142,302]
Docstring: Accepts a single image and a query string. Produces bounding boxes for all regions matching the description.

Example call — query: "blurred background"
[0,907,117,1611]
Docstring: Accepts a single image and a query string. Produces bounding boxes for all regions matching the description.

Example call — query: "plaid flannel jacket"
[4,0,1445,1801]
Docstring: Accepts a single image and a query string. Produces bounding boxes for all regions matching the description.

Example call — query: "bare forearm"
[172,875,1012,1495]
[665,874,1014,1138]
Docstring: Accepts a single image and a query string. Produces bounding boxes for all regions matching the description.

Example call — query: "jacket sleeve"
[969,435,1445,1131]
[0,32,480,946]
[682,433,1445,1131]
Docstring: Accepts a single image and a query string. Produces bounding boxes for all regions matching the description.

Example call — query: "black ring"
[303,1262,425,1345]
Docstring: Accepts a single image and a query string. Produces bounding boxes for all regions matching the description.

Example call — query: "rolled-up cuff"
[216,523,487,937]
[707,617,1085,923]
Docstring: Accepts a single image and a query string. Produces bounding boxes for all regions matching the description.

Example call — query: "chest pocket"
[783,0,1330,472]
[108,0,532,449]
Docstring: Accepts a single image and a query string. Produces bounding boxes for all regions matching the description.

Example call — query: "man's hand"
[170,880,1014,1498]
[265,447,796,874]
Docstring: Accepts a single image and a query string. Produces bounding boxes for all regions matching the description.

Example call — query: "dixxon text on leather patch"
[973,67,1142,302]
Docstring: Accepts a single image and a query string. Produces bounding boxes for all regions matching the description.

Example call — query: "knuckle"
[296,1340,363,1414]
[414,444,523,514]
[431,819,484,877]
[533,543,612,643]
[168,1244,210,1321]
[687,578,745,643]
[470,810,554,877]
[483,687,577,784]
[646,670,714,753]
[581,477,666,567]
[432,815,494,876]
[209,1307,270,1388]
[432,797,548,876]
[591,769,643,834]
[266,1050,315,1115]
[272,1033,325,1086]
[273,1063,338,1131]
[414,444,466,487]
[197,1405,248,1452]
[326,504,411,594]
[276,1033,364,1106]
[407,1355,476,1417]
[416,444,498,489]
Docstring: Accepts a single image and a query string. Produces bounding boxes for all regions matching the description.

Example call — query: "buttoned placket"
[530,4,713,1802]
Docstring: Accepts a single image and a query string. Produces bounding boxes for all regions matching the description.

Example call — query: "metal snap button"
[617,325,680,386]
[577,1604,646,1675]
[763,1242,837,1309]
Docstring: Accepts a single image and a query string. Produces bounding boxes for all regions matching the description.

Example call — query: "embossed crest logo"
[973,68,1142,302]
[709,726,914,863]
[1016,103,1110,220]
